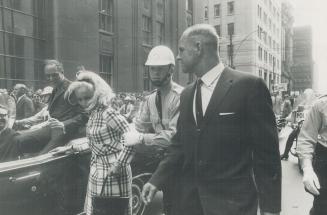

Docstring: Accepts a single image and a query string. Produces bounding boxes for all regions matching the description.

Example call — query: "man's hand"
[50,146,72,155]
[303,167,320,195]
[48,118,65,130]
[142,182,158,205]
[124,130,143,146]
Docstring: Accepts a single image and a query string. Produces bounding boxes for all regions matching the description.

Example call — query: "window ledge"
[99,30,114,36]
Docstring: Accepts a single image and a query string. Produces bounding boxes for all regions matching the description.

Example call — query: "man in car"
[124,45,183,215]
[0,93,20,162]
[10,60,87,158]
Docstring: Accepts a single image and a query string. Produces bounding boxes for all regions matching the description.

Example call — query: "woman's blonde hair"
[65,71,115,111]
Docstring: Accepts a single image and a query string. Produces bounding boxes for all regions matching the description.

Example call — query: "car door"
[0,151,90,215]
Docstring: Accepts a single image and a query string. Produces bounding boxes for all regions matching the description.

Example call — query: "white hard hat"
[145,46,175,66]
[41,86,53,95]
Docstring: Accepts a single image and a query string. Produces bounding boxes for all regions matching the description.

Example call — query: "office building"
[292,26,313,92]
[204,0,282,91]
[0,0,204,91]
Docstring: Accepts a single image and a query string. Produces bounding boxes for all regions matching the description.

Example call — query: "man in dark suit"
[12,84,35,120]
[141,24,281,215]
[0,93,20,162]
[11,60,87,157]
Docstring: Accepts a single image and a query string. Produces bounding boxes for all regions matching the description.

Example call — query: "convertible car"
[0,138,165,215]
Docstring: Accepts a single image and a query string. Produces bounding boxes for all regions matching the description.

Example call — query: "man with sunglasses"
[8,60,87,159]
[124,45,183,215]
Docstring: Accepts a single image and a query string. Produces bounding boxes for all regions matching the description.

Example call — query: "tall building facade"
[291,26,313,92]
[0,0,204,91]
[204,0,282,91]
[281,1,294,93]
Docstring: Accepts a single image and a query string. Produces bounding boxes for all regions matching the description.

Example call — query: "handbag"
[92,174,130,215]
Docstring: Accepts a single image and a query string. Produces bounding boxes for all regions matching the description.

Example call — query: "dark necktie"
[196,79,203,127]
[155,90,163,121]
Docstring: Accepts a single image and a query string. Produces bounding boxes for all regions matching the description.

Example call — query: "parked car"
[0,137,164,215]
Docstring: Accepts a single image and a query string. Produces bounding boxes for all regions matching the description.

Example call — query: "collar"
[17,94,26,103]
[200,62,225,87]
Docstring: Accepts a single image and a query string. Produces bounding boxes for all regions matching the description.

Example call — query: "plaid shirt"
[84,105,134,215]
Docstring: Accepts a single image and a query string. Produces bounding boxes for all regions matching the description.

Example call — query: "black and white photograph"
[0,0,326,215]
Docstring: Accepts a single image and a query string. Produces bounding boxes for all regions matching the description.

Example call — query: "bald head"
[13,83,28,98]
[177,24,220,77]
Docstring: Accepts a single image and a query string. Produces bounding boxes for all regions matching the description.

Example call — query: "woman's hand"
[108,162,122,176]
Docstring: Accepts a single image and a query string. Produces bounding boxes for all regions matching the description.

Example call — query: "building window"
[143,0,150,10]
[99,54,113,85]
[257,5,262,19]
[204,6,208,19]
[142,15,152,45]
[99,0,114,33]
[157,0,164,18]
[227,1,234,15]
[258,46,263,60]
[259,69,262,77]
[0,1,45,88]
[227,23,234,35]
[227,44,234,65]
[186,0,193,12]
[156,21,164,44]
[214,4,220,17]
[214,25,221,37]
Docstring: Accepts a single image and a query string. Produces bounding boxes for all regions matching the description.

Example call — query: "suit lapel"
[201,68,234,129]
[48,79,69,110]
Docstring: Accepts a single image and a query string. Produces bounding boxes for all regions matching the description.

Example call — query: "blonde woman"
[64,71,134,215]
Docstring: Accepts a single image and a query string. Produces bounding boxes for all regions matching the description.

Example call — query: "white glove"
[303,167,320,196]
[124,130,144,146]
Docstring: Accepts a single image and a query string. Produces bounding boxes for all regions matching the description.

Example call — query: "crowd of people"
[0,23,325,215]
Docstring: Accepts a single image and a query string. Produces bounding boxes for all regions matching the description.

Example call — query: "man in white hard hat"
[124,45,183,215]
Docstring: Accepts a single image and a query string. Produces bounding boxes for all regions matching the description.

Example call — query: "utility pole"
[229,33,234,69]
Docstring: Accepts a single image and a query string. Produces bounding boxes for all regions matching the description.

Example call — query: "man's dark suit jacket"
[47,78,86,132]
[149,67,281,215]
[0,128,19,162]
[16,95,35,120]
[13,78,87,156]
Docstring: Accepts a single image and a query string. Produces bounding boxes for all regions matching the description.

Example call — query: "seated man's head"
[12,84,27,99]
[0,95,10,132]
[44,60,65,87]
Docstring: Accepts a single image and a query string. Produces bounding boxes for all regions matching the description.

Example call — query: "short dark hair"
[45,59,64,73]
[183,24,219,52]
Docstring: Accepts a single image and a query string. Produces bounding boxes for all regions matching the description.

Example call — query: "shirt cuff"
[143,133,155,145]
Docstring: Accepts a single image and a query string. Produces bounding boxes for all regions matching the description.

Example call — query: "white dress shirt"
[193,63,225,123]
